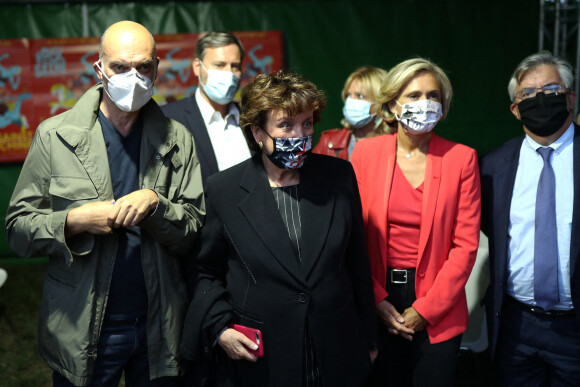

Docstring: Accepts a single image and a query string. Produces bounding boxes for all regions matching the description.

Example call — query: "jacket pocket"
[46,272,76,290]
[49,176,98,201]
[39,272,89,370]
[42,272,78,337]
[233,309,263,327]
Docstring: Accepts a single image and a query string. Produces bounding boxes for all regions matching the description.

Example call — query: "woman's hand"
[217,328,259,362]
[376,299,415,341]
[402,306,427,332]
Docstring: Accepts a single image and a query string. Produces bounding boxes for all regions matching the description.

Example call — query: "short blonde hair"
[240,71,327,152]
[341,66,393,134]
[377,58,453,124]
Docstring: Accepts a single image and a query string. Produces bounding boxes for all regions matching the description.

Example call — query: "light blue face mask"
[199,61,240,105]
[342,97,375,128]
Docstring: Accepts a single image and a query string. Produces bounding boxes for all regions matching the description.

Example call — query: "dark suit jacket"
[480,123,580,357]
[161,96,219,184]
[183,153,377,387]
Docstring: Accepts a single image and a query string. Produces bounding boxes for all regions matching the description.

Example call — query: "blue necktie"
[534,146,559,310]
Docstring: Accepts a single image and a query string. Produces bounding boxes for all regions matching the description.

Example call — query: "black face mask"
[517,92,570,137]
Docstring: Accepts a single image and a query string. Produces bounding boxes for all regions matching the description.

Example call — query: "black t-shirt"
[98,110,148,320]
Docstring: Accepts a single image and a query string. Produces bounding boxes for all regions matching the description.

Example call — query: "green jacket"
[5,84,205,386]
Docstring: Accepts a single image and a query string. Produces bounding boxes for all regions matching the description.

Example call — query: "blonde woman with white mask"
[351,58,481,387]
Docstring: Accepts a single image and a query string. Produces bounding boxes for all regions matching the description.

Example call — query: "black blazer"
[161,96,219,184]
[480,123,580,357]
[183,153,377,387]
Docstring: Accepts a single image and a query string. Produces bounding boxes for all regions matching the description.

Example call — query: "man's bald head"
[99,21,156,63]
[94,20,159,115]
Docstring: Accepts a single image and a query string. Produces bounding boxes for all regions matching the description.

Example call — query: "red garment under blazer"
[313,128,351,160]
[351,133,481,344]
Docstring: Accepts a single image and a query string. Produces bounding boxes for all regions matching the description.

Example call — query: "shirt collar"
[524,121,574,154]
[195,87,240,126]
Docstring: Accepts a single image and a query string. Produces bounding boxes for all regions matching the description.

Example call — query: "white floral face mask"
[394,99,443,134]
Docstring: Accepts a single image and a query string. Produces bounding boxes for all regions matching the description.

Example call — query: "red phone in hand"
[228,323,264,357]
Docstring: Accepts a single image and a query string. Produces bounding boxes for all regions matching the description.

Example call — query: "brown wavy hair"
[240,71,327,152]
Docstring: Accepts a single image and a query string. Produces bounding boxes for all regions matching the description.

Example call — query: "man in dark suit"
[162,31,251,184]
[481,51,580,385]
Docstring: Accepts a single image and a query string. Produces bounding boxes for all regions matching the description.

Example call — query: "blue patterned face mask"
[263,131,313,170]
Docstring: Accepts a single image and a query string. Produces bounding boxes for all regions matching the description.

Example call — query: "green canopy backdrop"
[0,0,541,258]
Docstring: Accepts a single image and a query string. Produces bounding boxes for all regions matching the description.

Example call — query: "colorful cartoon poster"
[29,37,101,126]
[0,38,33,162]
[0,31,284,162]
[155,31,282,104]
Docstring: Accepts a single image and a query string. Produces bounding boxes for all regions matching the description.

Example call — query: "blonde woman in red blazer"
[351,58,481,387]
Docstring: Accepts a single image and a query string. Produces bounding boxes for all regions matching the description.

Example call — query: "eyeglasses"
[515,84,566,101]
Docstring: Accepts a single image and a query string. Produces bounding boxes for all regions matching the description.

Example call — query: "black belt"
[387,268,415,284]
[103,314,147,325]
[504,296,575,318]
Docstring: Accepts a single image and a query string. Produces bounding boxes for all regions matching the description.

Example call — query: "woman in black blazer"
[182,71,377,387]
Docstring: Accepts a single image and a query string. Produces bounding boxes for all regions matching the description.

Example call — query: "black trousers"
[497,298,580,387]
[369,270,461,387]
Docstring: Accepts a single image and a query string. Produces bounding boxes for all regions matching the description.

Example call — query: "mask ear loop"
[260,127,277,154]
[198,60,209,90]
[393,100,404,121]
[199,60,211,75]
[95,62,116,102]
[95,62,111,82]
[261,127,274,140]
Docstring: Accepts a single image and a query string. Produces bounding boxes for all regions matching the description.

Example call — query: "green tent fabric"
[0,0,540,258]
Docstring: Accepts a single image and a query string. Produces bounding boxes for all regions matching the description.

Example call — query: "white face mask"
[395,99,443,134]
[342,97,375,128]
[97,62,154,112]
[199,61,240,105]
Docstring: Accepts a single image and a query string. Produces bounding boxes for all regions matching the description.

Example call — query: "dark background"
[0,0,541,255]
[0,1,551,384]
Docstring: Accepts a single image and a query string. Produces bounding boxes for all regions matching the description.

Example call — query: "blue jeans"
[53,317,177,387]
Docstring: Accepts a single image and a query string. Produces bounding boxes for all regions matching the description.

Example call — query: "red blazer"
[351,133,481,344]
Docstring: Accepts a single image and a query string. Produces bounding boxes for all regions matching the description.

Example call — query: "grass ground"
[0,259,51,386]
[0,259,497,387]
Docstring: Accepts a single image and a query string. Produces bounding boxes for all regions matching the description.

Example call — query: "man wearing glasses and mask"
[163,31,251,185]
[481,51,580,385]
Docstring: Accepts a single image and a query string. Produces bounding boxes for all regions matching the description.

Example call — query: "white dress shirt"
[195,89,251,171]
[507,123,574,310]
